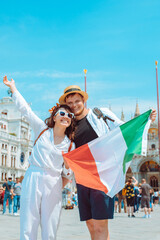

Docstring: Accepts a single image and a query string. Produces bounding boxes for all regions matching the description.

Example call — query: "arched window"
[11,156,13,167]
[151,144,156,150]
[14,157,16,168]
[1,111,7,115]
[140,161,159,172]
[150,176,158,191]
[5,155,7,166]
[2,155,4,166]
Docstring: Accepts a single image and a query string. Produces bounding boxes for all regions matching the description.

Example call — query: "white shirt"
[87,108,123,137]
[12,91,75,177]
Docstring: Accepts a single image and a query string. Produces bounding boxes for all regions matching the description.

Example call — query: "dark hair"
[65,92,84,102]
[127,179,132,185]
[45,104,75,141]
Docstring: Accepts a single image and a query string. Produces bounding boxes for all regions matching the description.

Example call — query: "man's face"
[65,93,85,117]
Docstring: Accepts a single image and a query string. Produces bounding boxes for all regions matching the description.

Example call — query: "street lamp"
[84,69,87,108]
[155,61,160,164]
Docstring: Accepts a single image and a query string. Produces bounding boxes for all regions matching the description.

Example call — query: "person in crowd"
[150,188,154,212]
[136,183,142,213]
[118,188,127,213]
[0,186,5,211]
[140,178,152,218]
[72,192,78,207]
[153,190,159,205]
[19,176,24,183]
[124,176,138,217]
[114,194,119,213]
[13,177,22,216]
[2,176,14,215]
[134,184,139,213]
[3,76,75,240]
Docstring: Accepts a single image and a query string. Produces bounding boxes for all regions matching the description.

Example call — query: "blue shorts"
[77,184,114,221]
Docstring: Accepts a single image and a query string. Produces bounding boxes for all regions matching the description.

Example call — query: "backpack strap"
[93,107,115,130]
[68,141,73,152]
[34,128,49,146]
[6,183,10,191]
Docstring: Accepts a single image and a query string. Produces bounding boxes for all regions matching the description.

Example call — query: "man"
[2,177,14,215]
[13,177,22,216]
[118,188,127,213]
[140,178,152,218]
[59,85,156,240]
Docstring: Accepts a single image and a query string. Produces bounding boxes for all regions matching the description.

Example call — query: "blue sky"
[0,0,159,121]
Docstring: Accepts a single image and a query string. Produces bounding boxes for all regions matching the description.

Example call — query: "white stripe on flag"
[88,127,127,196]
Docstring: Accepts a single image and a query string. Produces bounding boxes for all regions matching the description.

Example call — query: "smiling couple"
[3,76,156,240]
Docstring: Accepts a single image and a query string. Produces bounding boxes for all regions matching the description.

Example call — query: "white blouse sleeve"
[12,90,46,137]
[62,142,75,179]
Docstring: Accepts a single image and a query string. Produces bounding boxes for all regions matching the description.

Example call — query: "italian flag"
[63,110,152,197]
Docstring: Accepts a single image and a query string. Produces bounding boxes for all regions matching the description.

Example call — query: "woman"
[124,176,138,217]
[0,186,5,211]
[3,76,75,240]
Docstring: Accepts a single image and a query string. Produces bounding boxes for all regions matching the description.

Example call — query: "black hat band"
[64,88,81,94]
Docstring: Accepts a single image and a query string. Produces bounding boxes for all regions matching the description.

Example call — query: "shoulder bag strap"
[34,128,49,146]
[68,141,73,152]
[6,183,10,191]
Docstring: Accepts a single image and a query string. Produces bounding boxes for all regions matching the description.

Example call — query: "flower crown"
[48,103,60,114]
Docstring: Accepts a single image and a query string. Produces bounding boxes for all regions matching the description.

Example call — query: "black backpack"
[93,107,115,130]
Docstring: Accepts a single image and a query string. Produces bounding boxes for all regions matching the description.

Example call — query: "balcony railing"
[0,131,17,141]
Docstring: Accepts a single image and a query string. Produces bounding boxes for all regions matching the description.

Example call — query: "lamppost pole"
[155,61,160,164]
[84,69,87,108]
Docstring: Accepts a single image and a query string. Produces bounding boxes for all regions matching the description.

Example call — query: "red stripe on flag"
[63,144,108,194]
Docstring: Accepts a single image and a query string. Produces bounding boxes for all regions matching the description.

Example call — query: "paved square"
[0,205,160,239]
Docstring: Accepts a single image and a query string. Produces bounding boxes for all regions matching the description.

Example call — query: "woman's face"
[53,108,72,129]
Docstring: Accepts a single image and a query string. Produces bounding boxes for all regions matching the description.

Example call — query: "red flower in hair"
[48,103,60,113]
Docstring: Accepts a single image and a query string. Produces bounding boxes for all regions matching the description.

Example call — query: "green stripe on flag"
[120,110,152,173]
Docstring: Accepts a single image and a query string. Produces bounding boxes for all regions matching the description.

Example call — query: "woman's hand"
[63,158,69,169]
[3,75,17,93]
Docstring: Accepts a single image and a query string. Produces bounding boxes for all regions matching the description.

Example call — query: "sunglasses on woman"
[55,110,74,119]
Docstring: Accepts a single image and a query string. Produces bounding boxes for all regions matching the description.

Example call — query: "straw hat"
[59,85,88,104]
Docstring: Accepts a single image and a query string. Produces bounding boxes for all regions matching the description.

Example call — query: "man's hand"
[150,109,157,122]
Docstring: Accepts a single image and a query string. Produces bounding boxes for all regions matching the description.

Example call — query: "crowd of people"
[0,176,23,215]
[1,175,159,220]
[115,177,160,218]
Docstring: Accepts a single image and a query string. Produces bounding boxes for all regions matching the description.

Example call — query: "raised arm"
[3,76,46,137]
[132,176,138,186]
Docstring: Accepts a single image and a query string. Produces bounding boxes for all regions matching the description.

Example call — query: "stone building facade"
[122,104,160,191]
[0,96,33,183]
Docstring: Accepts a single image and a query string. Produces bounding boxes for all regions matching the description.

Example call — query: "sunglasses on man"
[55,110,74,119]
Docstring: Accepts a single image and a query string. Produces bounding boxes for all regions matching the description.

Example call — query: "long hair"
[45,104,75,141]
